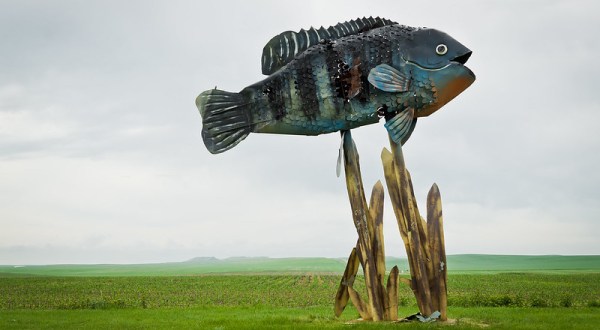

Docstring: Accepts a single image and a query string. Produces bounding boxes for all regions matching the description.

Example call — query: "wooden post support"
[386,266,399,320]
[336,131,449,322]
[342,131,385,321]
[427,183,448,321]
[384,140,433,317]
[334,246,360,317]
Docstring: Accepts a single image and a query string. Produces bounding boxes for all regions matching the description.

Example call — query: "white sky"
[1,0,599,264]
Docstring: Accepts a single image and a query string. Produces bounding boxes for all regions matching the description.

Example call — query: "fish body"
[196,17,475,154]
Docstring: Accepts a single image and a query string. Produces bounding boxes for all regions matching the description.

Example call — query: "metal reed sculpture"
[195,17,475,322]
[334,130,448,321]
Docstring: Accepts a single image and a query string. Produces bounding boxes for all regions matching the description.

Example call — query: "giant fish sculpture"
[196,17,475,154]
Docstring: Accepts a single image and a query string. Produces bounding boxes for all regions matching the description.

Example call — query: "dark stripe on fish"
[295,58,319,120]
[321,40,344,113]
[263,75,287,120]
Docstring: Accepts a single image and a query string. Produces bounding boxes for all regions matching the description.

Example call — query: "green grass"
[445,255,600,273]
[1,274,598,310]
[1,306,599,329]
[0,258,347,277]
[1,255,599,276]
[1,257,599,329]
[1,273,599,329]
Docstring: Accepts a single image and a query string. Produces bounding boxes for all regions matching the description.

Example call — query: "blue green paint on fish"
[196,17,475,154]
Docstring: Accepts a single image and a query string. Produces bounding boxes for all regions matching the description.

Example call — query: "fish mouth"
[452,51,472,65]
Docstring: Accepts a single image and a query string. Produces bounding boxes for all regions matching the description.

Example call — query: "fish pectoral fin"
[384,108,417,145]
[368,64,410,92]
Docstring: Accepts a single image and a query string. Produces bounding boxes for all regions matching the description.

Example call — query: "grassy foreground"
[2,306,599,329]
[1,273,599,329]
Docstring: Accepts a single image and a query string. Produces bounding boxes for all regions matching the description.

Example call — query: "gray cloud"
[0,0,598,264]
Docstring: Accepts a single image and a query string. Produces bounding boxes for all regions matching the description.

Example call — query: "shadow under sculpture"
[334,130,448,322]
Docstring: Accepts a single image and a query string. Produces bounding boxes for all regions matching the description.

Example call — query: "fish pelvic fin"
[384,108,417,145]
[195,89,252,154]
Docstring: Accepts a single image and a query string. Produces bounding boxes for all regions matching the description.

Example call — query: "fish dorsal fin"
[261,17,397,75]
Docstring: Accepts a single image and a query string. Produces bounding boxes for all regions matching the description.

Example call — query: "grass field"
[1,255,599,276]
[1,255,599,329]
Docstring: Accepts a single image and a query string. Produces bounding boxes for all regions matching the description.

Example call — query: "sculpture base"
[334,131,448,322]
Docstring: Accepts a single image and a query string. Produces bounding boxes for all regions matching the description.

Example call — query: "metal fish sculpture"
[196,17,475,154]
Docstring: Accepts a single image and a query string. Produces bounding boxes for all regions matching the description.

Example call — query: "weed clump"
[530,297,549,308]
[588,300,600,308]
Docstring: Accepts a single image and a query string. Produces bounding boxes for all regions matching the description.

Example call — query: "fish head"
[402,28,473,70]
[401,29,475,117]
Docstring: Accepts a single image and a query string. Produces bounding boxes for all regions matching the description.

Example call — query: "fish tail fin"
[195,89,252,154]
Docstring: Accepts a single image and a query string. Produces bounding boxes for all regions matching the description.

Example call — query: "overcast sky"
[1,0,598,264]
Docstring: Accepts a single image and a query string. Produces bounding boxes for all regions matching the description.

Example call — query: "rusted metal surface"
[427,183,448,321]
[342,131,385,321]
[338,131,449,322]
[334,246,360,317]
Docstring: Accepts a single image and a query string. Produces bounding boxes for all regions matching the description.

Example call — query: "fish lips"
[452,51,475,79]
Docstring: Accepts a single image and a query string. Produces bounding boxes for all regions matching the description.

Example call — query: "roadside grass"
[1,306,599,329]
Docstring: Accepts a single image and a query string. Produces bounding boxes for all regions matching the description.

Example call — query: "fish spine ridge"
[261,17,398,75]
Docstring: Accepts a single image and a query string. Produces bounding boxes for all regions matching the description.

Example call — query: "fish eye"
[435,44,448,55]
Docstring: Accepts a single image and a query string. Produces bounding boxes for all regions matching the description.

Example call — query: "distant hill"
[1,255,598,277]
[186,257,219,263]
